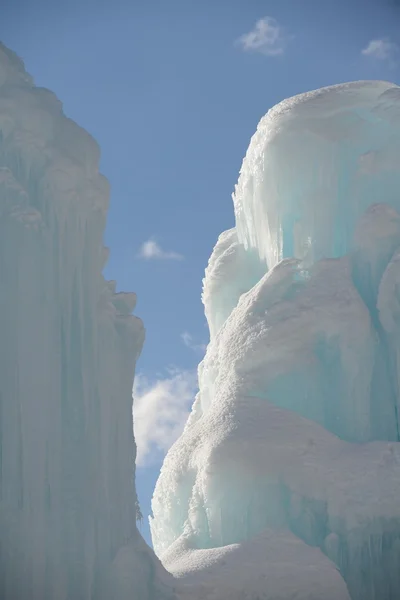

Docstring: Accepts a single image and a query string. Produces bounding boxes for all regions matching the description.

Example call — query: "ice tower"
[0,43,176,600]
[151,81,400,600]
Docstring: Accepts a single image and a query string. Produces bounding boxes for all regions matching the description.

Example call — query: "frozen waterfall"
[151,81,400,600]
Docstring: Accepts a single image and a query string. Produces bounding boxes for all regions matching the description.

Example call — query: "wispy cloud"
[181,331,207,354]
[362,38,399,63]
[237,17,287,56]
[133,369,197,466]
[137,238,183,260]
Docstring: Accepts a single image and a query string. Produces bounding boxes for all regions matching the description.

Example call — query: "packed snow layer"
[167,530,351,600]
[152,82,400,600]
[0,43,176,600]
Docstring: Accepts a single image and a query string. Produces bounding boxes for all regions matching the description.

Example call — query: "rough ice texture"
[151,81,400,600]
[0,43,176,600]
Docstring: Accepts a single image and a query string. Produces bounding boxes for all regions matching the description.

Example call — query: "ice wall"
[151,82,400,600]
[0,43,176,600]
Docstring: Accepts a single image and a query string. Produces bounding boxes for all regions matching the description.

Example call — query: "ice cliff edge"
[0,43,176,600]
[151,81,400,600]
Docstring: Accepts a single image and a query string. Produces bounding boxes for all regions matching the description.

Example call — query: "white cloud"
[133,369,197,466]
[138,238,183,260]
[362,38,399,62]
[181,331,207,354]
[237,17,286,56]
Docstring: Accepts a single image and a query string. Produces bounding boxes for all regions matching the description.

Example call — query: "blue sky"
[1,0,400,545]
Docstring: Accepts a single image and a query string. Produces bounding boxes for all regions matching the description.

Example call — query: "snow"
[151,81,400,600]
[0,42,175,600]
[166,530,351,600]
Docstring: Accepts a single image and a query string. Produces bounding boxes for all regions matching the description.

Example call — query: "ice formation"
[4,37,400,600]
[0,43,176,600]
[151,81,400,600]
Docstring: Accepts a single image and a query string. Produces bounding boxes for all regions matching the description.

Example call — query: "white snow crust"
[167,530,350,600]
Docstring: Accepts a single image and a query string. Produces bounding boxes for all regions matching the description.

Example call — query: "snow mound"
[167,530,350,600]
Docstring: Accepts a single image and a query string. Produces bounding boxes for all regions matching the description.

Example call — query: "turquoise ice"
[151,81,400,600]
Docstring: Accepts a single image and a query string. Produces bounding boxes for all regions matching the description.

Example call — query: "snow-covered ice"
[0,43,176,600]
[151,81,400,600]
[234,81,400,271]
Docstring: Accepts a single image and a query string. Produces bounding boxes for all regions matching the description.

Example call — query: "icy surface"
[0,43,176,600]
[234,81,400,270]
[151,82,400,600]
